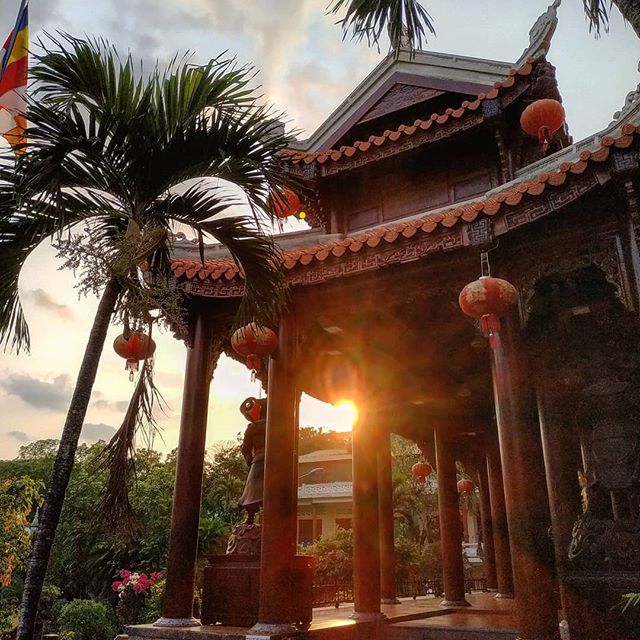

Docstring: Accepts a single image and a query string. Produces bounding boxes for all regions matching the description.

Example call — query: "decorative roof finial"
[516,0,561,66]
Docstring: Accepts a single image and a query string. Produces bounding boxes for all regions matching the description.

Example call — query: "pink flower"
[119,569,131,580]
[150,572,162,581]
[111,581,121,592]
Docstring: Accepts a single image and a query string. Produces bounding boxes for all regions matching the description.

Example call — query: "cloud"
[7,430,29,442]
[93,398,130,413]
[81,423,117,442]
[24,289,75,321]
[1,373,72,411]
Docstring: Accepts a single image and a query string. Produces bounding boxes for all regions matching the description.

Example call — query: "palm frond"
[98,340,165,536]
[582,1,612,36]
[328,0,436,54]
[159,183,288,326]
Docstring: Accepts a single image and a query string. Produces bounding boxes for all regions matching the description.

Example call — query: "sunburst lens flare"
[334,400,358,430]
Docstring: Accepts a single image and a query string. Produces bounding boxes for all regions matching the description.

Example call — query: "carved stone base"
[152,616,200,627]
[247,622,298,639]
[440,599,471,608]
[226,523,262,556]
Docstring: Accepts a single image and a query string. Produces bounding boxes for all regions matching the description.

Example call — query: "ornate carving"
[517,0,560,63]
[611,150,639,176]
[226,523,262,556]
[514,237,632,319]
[503,172,602,231]
[482,98,501,120]
[467,218,493,247]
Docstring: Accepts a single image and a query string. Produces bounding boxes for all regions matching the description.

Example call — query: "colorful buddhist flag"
[0,1,28,153]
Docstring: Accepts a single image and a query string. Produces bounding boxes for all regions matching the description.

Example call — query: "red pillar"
[352,409,384,620]
[159,309,214,625]
[477,459,498,592]
[490,315,558,640]
[486,430,514,599]
[377,429,399,604]
[435,424,469,607]
[252,314,300,634]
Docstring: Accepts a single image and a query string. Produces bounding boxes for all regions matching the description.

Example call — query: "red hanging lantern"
[113,331,156,380]
[520,98,565,152]
[231,322,278,379]
[411,461,433,484]
[269,188,301,219]
[459,276,518,347]
[457,478,474,496]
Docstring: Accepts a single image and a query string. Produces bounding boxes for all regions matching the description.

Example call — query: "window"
[335,518,352,531]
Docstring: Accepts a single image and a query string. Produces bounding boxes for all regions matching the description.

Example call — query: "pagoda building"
[151,3,640,639]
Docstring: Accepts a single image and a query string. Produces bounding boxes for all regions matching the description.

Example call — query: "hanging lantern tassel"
[479,314,502,349]
[126,359,139,381]
[246,354,262,382]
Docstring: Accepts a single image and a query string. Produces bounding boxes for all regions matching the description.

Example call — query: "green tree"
[1,36,295,640]
[0,477,43,633]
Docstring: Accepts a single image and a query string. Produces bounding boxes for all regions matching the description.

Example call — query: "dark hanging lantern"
[113,332,156,380]
[411,461,433,484]
[231,322,278,380]
[457,478,474,496]
[520,98,565,152]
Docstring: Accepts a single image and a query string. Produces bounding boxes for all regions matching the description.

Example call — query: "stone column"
[477,459,498,592]
[490,315,558,640]
[536,376,583,635]
[158,309,215,625]
[435,424,469,607]
[252,314,300,635]
[377,428,399,604]
[486,429,514,599]
[352,409,384,619]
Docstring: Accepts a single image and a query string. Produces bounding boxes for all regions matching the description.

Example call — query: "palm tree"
[330,0,640,53]
[583,0,640,38]
[0,34,295,640]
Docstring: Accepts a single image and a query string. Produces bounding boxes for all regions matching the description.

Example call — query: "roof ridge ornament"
[516,0,561,67]
[612,61,640,124]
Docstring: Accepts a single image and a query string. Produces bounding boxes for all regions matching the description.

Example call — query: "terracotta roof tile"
[283,57,539,167]
[174,129,637,285]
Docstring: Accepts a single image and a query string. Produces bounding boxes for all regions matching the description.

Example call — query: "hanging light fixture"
[231,322,278,380]
[520,98,565,152]
[459,252,518,348]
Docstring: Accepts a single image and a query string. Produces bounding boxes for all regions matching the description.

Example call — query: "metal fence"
[312,577,487,607]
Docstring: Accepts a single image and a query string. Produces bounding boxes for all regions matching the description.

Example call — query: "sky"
[0,0,639,460]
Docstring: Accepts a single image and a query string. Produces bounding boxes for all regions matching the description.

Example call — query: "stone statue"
[569,377,640,567]
[237,396,267,524]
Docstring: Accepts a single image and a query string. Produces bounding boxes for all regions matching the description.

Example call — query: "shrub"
[57,599,115,640]
[304,527,353,584]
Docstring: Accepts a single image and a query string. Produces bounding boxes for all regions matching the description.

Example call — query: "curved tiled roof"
[280,58,536,167]
[170,123,638,284]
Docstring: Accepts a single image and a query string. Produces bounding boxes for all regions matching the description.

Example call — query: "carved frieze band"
[181,230,464,298]
[502,172,600,231]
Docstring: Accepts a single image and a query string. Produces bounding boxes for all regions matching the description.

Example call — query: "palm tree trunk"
[17,277,122,640]
[613,0,640,37]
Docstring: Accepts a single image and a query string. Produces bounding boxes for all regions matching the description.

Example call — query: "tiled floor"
[128,593,517,639]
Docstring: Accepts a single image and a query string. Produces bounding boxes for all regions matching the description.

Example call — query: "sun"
[333,400,359,431]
